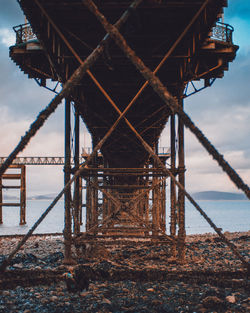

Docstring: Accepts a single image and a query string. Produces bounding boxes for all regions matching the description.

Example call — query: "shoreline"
[0,231,249,312]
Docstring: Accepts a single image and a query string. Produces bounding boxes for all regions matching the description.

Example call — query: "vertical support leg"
[0,176,2,224]
[177,97,186,262]
[73,108,80,234]
[86,180,90,231]
[63,98,75,264]
[161,178,166,232]
[152,144,159,236]
[170,114,177,256]
[20,165,26,225]
[79,177,83,226]
[92,139,98,234]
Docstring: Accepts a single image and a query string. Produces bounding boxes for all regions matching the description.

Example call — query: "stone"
[102,298,112,305]
[12,263,23,268]
[226,295,236,303]
[146,288,154,292]
[152,299,163,306]
[50,296,58,301]
[202,296,226,309]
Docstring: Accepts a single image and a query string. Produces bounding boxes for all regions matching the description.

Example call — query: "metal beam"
[63,99,75,264]
[170,113,177,256]
[177,97,186,261]
[73,108,80,235]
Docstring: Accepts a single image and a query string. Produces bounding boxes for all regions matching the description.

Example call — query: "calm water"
[0,200,249,235]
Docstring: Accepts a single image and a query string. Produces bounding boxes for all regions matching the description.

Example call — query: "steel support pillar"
[20,165,26,225]
[79,175,83,226]
[73,108,80,235]
[170,114,177,256]
[177,97,186,262]
[63,99,75,264]
[0,176,2,224]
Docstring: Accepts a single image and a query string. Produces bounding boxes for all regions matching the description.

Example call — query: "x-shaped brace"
[86,175,173,243]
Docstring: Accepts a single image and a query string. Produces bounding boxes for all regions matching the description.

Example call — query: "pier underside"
[7,0,240,262]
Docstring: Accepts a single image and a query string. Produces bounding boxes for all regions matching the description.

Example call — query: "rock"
[12,263,23,268]
[147,288,154,292]
[102,298,111,305]
[202,296,226,309]
[42,252,63,264]
[50,296,58,302]
[226,295,236,303]
[151,299,163,306]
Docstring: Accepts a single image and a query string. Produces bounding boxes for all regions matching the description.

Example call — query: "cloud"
[27,165,64,195]
[0,28,16,47]
[225,1,250,22]
[225,1,250,54]
[0,0,25,29]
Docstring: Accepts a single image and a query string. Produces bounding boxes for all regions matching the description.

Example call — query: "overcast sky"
[0,0,249,197]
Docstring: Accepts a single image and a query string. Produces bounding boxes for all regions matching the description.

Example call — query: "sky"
[0,0,249,197]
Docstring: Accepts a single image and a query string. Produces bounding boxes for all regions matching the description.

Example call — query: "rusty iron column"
[177,97,186,262]
[161,177,166,232]
[170,114,177,256]
[152,144,158,236]
[92,139,98,234]
[0,176,2,224]
[73,107,80,234]
[20,165,26,225]
[63,98,75,264]
[79,177,83,226]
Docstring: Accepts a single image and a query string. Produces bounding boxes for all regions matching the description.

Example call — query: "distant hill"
[192,191,247,200]
[3,194,60,201]
[2,195,19,200]
[27,194,58,200]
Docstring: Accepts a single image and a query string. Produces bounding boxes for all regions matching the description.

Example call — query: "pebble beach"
[0,231,249,312]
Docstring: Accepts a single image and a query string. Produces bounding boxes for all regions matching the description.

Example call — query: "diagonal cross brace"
[87,175,172,242]
[83,0,250,200]
[83,0,250,269]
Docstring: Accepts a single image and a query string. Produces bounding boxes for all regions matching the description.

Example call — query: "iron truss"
[0,148,170,165]
[0,156,82,165]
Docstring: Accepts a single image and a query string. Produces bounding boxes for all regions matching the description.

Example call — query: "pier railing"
[12,21,234,46]
[13,23,37,44]
[210,22,234,44]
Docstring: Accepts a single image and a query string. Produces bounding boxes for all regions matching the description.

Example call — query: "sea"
[0,200,249,236]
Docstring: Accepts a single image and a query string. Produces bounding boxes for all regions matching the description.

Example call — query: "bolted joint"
[177,166,186,174]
